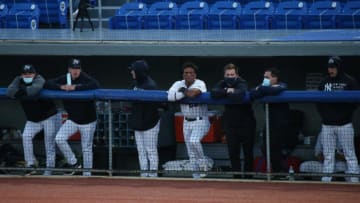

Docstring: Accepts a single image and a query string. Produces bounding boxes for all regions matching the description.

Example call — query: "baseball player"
[7,64,61,176]
[128,60,161,177]
[317,56,359,182]
[45,58,100,176]
[168,62,210,179]
[300,135,347,176]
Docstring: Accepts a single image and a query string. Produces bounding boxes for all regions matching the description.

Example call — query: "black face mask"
[224,77,237,86]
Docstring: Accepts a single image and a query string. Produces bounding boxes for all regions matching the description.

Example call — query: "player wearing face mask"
[211,63,256,178]
[250,68,291,175]
[7,64,60,176]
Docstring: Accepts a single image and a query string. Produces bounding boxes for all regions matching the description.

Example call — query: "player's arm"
[228,81,247,102]
[168,81,185,101]
[210,81,227,99]
[7,76,22,98]
[44,75,66,90]
[74,73,100,90]
[26,75,45,96]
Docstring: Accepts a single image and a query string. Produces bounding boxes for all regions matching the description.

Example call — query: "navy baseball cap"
[328,56,342,68]
[21,64,36,74]
[68,58,81,69]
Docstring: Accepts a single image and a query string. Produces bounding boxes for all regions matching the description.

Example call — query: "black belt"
[185,117,203,122]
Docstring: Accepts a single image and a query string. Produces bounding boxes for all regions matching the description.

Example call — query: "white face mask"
[262,78,271,86]
[23,77,33,84]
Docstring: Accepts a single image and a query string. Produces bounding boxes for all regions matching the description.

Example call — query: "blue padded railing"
[1,88,360,103]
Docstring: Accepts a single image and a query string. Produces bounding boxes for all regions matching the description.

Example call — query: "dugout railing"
[0,87,360,182]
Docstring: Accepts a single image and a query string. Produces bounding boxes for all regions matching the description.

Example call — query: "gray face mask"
[23,77,33,84]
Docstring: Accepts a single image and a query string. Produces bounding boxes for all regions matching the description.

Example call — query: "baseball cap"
[21,64,36,74]
[328,56,342,68]
[68,58,81,69]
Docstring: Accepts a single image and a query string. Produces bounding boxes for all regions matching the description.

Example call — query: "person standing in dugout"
[7,64,61,176]
[317,56,359,182]
[250,67,290,175]
[168,62,210,179]
[128,60,161,177]
[45,58,100,176]
[210,63,256,178]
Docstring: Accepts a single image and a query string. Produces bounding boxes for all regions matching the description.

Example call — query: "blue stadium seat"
[0,3,8,28]
[2,0,30,8]
[176,1,209,29]
[109,2,148,29]
[305,1,341,29]
[33,0,68,28]
[272,1,308,29]
[5,3,40,29]
[239,1,275,29]
[144,2,178,29]
[337,1,360,29]
[208,1,241,29]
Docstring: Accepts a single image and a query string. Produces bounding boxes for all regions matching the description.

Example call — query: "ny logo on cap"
[328,58,335,64]
[73,59,80,65]
[24,65,32,71]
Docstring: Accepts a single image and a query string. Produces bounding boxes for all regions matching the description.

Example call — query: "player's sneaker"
[64,163,82,176]
[24,165,37,176]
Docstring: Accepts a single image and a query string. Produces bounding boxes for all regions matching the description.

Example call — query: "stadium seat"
[305,1,341,29]
[5,3,40,29]
[337,1,360,29]
[239,1,275,29]
[33,0,68,28]
[144,2,178,29]
[109,2,148,29]
[208,1,241,30]
[176,1,209,29]
[0,3,8,28]
[2,0,30,8]
[272,1,308,29]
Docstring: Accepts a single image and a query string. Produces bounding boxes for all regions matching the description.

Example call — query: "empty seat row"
[0,0,68,28]
[109,0,360,30]
[0,2,39,29]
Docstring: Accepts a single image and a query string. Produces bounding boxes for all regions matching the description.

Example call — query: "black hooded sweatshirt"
[317,68,359,125]
[129,63,160,131]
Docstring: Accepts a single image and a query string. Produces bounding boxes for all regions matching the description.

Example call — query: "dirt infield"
[0,177,360,203]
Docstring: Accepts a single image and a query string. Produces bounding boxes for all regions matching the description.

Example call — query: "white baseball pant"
[320,123,359,182]
[22,113,61,168]
[55,119,97,176]
[183,118,210,172]
[135,121,160,177]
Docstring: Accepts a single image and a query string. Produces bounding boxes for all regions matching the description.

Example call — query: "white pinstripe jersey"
[168,79,208,117]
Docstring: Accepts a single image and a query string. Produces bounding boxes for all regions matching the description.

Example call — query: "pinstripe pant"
[135,121,160,177]
[55,119,97,176]
[320,123,359,182]
[22,113,61,168]
[183,119,210,172]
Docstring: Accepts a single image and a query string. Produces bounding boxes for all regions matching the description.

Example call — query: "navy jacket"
[211,77,255,129]
[45,72,99,124]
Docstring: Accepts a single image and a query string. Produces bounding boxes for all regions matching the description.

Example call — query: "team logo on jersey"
[324,83,347,91]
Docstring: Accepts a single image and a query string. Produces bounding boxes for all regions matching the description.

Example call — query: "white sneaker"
[321,177,332,182]
[348,177,359,183]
